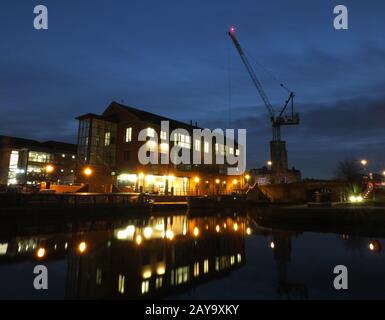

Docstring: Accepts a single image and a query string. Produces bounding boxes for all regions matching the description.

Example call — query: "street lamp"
[194,176,200,195]
[83,167,93,176]
[44,164,55,189]
[45,165,54,173]
[267,161,272,167]
[83,167,93,192]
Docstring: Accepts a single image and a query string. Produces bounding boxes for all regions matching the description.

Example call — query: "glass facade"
[77,117,117,167]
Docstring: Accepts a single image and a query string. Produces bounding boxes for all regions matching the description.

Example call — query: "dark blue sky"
[1,0,384,178]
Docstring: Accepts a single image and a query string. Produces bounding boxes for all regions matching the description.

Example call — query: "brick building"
[76,101,244,194]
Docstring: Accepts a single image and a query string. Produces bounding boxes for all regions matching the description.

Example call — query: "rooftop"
[0,135,77,153]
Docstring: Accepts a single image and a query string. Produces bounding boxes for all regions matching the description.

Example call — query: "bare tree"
[335,158,361,182]
[335,157,362,195]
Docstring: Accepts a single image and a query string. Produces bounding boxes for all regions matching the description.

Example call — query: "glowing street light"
[360,159,368,166]
[45,165,54,173]
[232,179,238,185]
[83,167,93,176]
[194,176,200,183]
[267,161,273,167]
[36,247,46,258]
[245,174,250,181]
[193,227,199,237]
[215,179,220,184]
[78,241,87,253]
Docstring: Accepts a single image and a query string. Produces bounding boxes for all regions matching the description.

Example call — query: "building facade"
[76,101,244,194]
[0,135,77,187]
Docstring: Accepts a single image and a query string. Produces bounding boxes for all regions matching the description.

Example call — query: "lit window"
[104,132,111,146]
[160,143,169,153]
[194,139,200,151]
[174,133,191,149]
[215,257,220,271]
[229,147,234,155]
[160,130,167,140]
[204,259,209,274]
[96,269,102,285]
[204,142,209,154]
[155,277,163,289]
[235,149,239,156]
[194,262,199,277]
[175,266,189,285]
[147,128,155,138]
[118,274,125,294]
[237,253,242,263]
[230,256,235,265]
[141,280,149,294]
[125,127,132,142]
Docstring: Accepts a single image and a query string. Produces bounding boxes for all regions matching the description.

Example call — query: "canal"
[0,208,385,299]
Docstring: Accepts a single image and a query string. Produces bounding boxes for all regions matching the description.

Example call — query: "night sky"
[1,0,384,178]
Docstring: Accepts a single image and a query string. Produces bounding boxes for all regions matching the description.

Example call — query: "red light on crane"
[229,26,235,33]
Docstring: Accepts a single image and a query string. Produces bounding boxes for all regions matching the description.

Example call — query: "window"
[229,147,234,155]
[141,280,149,294]
[160,130,167,140]
[125,127,132,142]
[160,143,169,154]
[175,266,189,285]
[156,277,163,289]
[28,151,50,163]
[235,148,239,156]
[118,274,125,294]
[194,139,200,152]
[104,132,111,146]
[204,259,209,274]
[147,127,155,138]
[215,257,220,271]
[174,133,191,149]
[204,141,209,154]
[96,269,102,285]
[230,255,235,266]
[237,253,242,263]
[194,262,199,277]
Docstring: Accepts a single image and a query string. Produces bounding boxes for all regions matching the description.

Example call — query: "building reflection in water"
[64,214,246,299]
[0,213,244,299]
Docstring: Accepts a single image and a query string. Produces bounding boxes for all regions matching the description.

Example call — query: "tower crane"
[228,26,299,171]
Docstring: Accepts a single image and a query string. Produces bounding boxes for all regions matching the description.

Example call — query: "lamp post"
[44,164,54,190]
[215,179,220,195]
[194,176,200,196]
[83,167,93,192]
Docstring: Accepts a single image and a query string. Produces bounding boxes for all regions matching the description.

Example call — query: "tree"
[334,157,362,194]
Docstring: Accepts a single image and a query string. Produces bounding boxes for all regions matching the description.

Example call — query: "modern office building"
[0,135,77,187]
[76,101,244,194]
